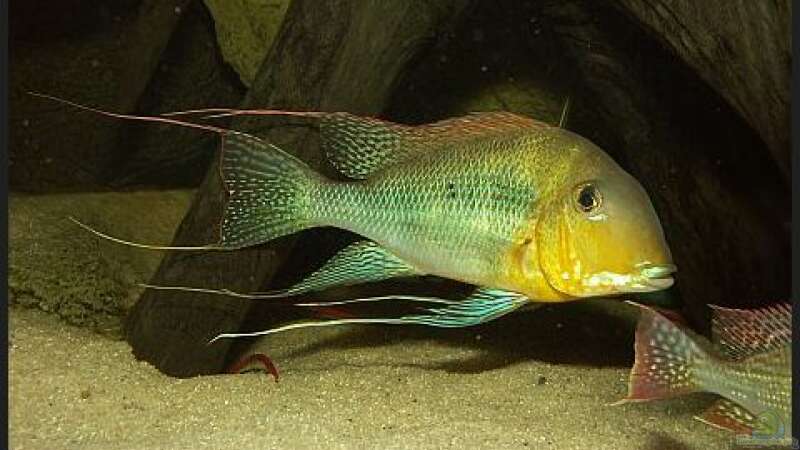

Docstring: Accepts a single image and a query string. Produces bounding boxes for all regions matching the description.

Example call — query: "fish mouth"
[638,263,676,290]
[575,263,676,295]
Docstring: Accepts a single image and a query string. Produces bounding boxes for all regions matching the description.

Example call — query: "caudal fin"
[614,303,706,404]
[216,132,325,249]
[30,92,326,251]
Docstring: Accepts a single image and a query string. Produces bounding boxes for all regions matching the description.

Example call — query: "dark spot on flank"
[446,182,456,199]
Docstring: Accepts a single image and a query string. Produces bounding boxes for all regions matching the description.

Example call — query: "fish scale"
[703,347,792,418]
[195,108,675,305]
[314,134,538,286]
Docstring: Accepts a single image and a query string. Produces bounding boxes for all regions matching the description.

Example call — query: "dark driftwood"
[113,0,194,115]
[9,0,195,190]
[544,1,790,325]
[125,0,472,377]
[110,1,246,187]
[379,0,788,329]
[611,0,791,182]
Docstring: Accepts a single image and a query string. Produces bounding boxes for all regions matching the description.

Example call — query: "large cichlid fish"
[616,302,792,440]
[35,93,676,339]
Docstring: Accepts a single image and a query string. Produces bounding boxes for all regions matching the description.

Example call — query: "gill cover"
[536,171,674,297]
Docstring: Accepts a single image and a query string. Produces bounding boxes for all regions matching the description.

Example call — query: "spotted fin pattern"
[320,113,407,179]
[710,303,792,360]
[617,303,706,402]
[321,112,545,179]
[695,398,756,434]
[218,132,323,249]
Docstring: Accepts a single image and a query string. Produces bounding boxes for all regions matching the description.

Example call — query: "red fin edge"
[696,399,755,434]
[620,303,701,402]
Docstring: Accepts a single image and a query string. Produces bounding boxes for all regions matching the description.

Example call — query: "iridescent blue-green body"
[142,110,676,337]
[219,112,674,307]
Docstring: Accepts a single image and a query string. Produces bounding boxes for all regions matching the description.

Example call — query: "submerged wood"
[9,0,194,190]
[125,0,473,377]
[611,0,791,182]
[545,1,790,326]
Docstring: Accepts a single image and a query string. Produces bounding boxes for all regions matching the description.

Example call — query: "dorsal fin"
[320,111,548,179]
[320,113,409,179]
[710,303,791,360]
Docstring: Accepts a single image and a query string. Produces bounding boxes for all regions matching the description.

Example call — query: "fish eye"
[575,183,602,213]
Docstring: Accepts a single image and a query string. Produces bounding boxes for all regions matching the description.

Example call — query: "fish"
[32,93,676,340]
[615,302,792,439]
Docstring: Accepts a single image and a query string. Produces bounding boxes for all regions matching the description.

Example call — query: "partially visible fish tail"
[615,303,706,404]
[216,132,326,249]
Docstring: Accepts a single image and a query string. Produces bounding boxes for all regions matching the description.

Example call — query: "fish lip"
[639,263,676,290]
[574,268,674,295]
[638,263,677,278]
[641,276,674,290]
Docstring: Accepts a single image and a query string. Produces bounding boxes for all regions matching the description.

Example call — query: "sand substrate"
[9,300,734,450]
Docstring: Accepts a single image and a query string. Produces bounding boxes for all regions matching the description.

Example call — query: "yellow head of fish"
[516,130,675,300]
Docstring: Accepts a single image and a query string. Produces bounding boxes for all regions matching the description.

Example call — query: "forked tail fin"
[215,132,325,248]
[614,302,706,404]
[70,132,327,250]
[30,92,329,250]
